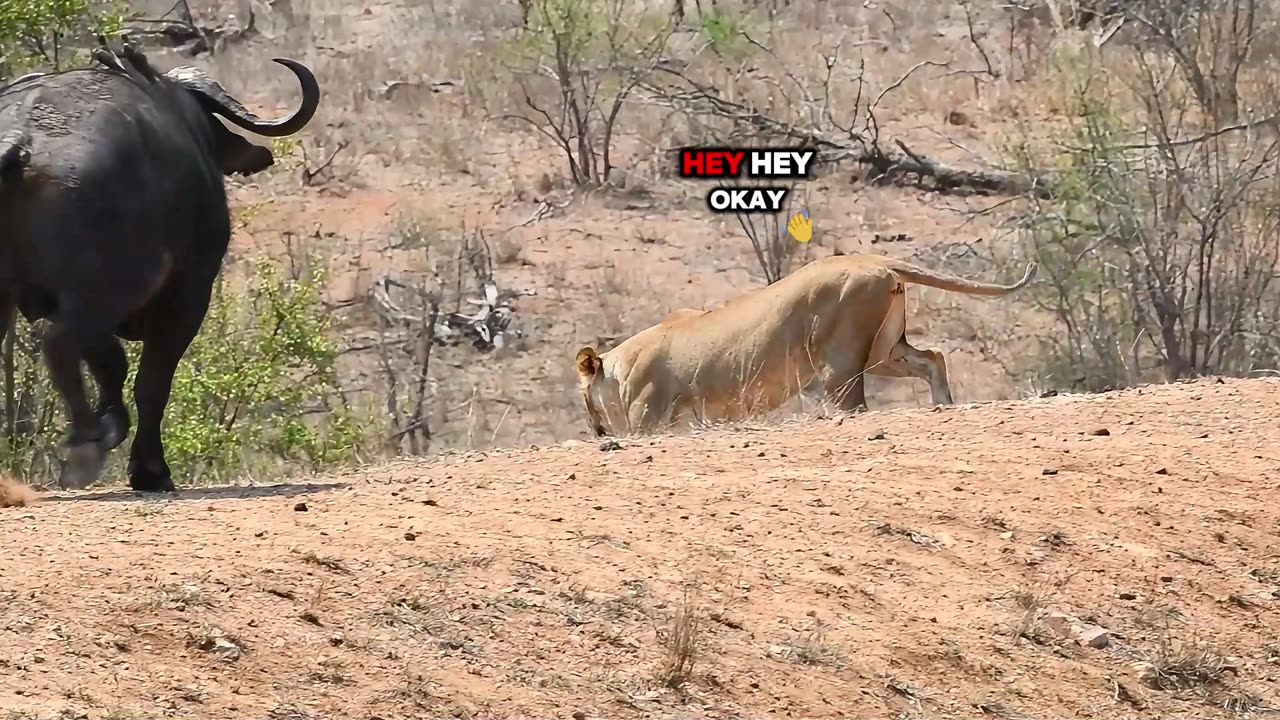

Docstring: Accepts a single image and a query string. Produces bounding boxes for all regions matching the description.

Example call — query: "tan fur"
[574,254,1037,436]
[575,308,706,437]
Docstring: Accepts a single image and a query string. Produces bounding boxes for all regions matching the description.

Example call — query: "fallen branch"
[639,53,1052,199]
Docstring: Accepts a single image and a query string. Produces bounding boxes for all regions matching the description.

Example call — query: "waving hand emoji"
[786,210,813,243]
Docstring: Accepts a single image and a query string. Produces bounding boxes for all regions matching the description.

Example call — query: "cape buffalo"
[0,37,320,492]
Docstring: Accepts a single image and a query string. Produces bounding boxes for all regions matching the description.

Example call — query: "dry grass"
[656,585,702,688]
[1008,581,1055,643]
[775,626,849,667]
[1138,634,1236,692]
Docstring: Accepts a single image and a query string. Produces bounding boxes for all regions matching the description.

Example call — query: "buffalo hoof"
[58,443,107,491]
[128,460,175,493]
[99,411,129,451]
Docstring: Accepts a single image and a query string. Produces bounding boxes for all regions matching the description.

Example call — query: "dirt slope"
[2,377,1278,720]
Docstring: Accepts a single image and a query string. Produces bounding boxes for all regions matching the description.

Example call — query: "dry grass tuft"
[775,625,848,667]
[656,585,701,688]
[1138,635,1235,692]
[1008,581,1054,642]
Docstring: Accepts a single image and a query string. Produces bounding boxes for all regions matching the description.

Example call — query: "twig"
[302,140,350,187]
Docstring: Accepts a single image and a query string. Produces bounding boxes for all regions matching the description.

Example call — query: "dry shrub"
[0,474,36,507]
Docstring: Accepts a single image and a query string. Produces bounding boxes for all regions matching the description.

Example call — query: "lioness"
[574,253,1037,436]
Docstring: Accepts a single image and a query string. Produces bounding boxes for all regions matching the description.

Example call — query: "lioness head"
[575,347,608,437]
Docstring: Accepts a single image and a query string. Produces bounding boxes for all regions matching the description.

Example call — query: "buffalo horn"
[164,58,320,138]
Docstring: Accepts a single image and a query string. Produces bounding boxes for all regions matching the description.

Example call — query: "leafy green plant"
[0,258,375,489]
[0,0,127,76]
[152,260,374,484]
[694,7,749,55]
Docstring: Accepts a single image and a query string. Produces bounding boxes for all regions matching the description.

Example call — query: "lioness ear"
[575,347,600,378]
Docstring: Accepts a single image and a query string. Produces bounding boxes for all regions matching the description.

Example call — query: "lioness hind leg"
[867,337,954,405]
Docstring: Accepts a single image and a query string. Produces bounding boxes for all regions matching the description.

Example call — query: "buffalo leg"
[43,313,110,490]
[82,336,131,450]
[127,284,211,493]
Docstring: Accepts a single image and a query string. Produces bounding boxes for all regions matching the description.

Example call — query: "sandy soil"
[2,376,1277,719]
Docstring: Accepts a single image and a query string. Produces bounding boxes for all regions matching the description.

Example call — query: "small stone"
[1042,467,1059,476]
[1088,428,1110,436]
[573,712,588,720]
[1119,591,1138,600]
[293,502,307,512]
[1154,467,1169,475]
[212,638,242,662]
[867,429,886,441]
[404,531,417,541]
[1044,610,1111,648]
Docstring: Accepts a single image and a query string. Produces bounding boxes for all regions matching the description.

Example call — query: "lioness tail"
[879,257,1037,297]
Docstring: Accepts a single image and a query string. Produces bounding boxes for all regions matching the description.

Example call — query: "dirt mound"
[0,377,1277,719]
[0,474,37,508]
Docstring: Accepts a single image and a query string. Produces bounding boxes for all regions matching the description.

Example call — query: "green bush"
[0,259,375,488]
[0,0,126,77]
[151,260,374,484]
[1011,72,1280,392]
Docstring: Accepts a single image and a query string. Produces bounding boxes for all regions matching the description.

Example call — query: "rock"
[867,429,886,441]
[404,531,417,541]
[766,644,793,661]
[1042,467,1059,476]
[293,502,308,512]
[1088,427,1110,436]
[212,637,243,662]
[1044,610,1111,648]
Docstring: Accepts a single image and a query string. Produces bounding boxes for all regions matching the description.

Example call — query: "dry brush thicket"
[6,0,1280,479]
